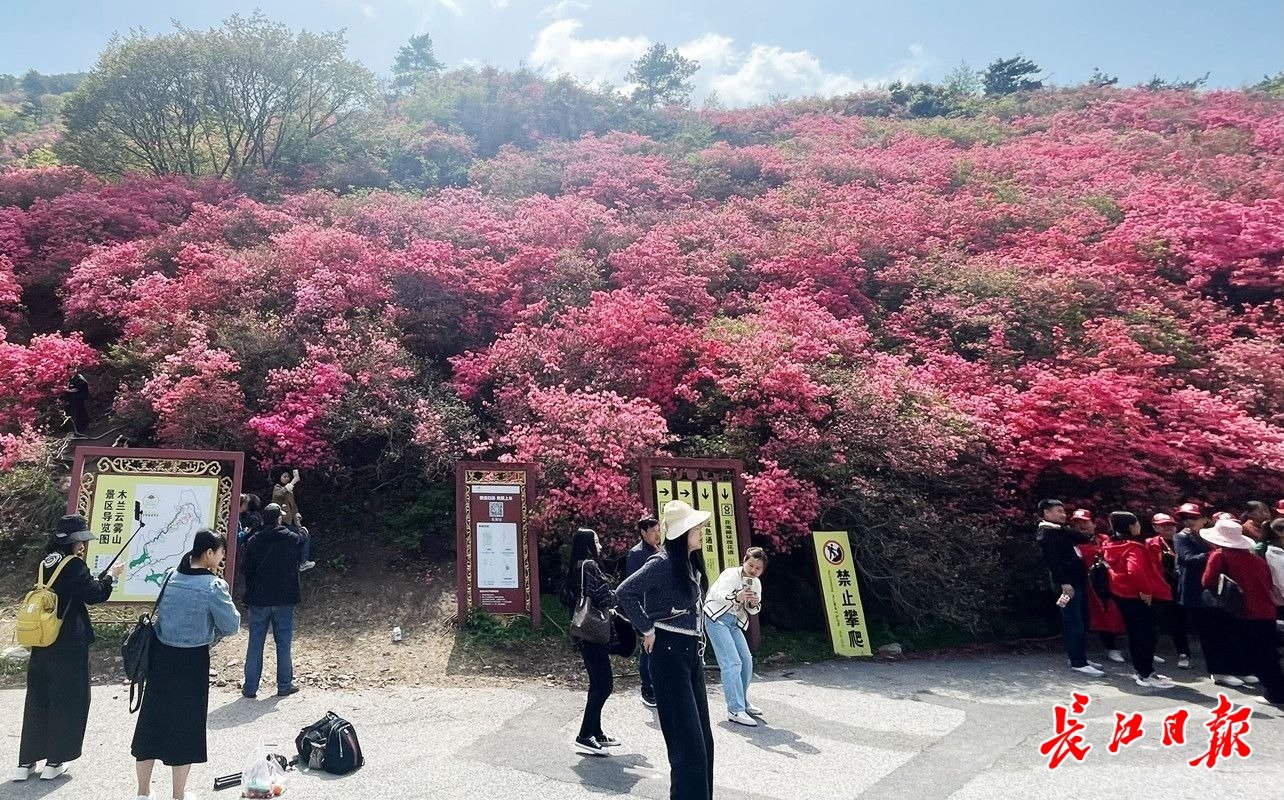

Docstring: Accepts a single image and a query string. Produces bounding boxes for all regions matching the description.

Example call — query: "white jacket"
[1265,545,1284,607]
[702,567,762,630]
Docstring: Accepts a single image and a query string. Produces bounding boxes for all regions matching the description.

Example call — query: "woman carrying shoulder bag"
[562,527,619,757]
[131,530,240,800]
[617,500,714,800]
[15,515,120,782]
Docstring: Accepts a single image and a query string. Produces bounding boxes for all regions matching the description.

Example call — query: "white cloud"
[362,4,377,18]
[527,21,933,106]
[434,0,463,15]
[529,19,649,87]
[538,0,591,19]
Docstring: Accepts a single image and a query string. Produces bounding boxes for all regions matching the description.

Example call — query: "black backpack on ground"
[296,712,364,775]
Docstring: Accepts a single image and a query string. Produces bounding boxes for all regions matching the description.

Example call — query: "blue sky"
[2,1,1280,105]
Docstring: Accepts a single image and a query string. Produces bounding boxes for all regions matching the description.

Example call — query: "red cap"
[1152,513,1176,526]
[1275,499,1284,514]
[1214,512,1240,523]
[1175,502,1202,517]
[1070,509,1093,522]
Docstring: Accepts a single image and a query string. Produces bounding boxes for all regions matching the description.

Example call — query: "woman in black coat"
[562,527,619,757]
[15,515,118,782]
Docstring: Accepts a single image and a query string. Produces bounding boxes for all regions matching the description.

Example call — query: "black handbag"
[570,561,611,645]
[1202,573,1245,618]
[121,571,173,713]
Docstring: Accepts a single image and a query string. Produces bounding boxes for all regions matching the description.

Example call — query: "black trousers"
[1234,618,1284,704]
[1099,632,1120,650]
[578,641,613,739]
[651,630,714,800]
[19,645,91,766]
[638,647,654,701]
[1116,599,1157,679]
[1160,600,1190,655]
[1188,605,1247,675]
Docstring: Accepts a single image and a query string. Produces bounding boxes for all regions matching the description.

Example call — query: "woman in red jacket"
[1102,511,1173,688]
[1201,518,1284,706]
[1071,511,1126,663]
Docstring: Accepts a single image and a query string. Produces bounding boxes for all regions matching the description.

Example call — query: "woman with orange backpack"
[14,515,119,782]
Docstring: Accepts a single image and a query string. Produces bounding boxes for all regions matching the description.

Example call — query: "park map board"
[68,447,244,616]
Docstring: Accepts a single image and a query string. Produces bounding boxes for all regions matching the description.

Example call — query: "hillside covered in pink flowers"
[3,81,1283,628]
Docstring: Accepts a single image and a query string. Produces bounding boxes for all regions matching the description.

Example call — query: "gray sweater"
[615,552,703,637]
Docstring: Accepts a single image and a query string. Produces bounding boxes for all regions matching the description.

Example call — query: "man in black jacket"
[625,516,662,707]
[240,504,303,698]
[1036,499,1104,677]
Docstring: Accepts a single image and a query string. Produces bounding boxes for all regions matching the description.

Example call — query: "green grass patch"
[461,596,568,650]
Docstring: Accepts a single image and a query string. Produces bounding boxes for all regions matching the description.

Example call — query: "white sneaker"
[1213,674,1245,687]
[728,711,759,727]
[1152,655,1165,664]
[744,703,764,716]
[12,766,37,782]
[1086,660,1103,668]
[1071,664,1105,677]
[39,763,67,780]
[1135,674,1174,689]
[299,561,316,572]
[1177,656,1191,669]
[134,795,153,800]
[1239,675,1260,685]
[1107,649,1126,663]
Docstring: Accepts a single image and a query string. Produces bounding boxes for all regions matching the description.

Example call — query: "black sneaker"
[276,684,301,697]
[641,694,658,708]
[575,736,610,757]
[595,734,621,747]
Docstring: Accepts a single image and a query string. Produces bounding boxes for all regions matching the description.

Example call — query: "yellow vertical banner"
[714,481,740,570]
[654,480,674,510]
[812,531,870,657]
[693,480,720,577]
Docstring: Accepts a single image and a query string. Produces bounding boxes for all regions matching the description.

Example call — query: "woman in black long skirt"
[617,500,714,800]
[132,530,240,800]
[15,515,118,782]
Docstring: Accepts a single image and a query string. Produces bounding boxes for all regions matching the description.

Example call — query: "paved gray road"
[2,651,1281,799]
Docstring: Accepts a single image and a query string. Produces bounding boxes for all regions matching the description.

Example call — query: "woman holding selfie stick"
[617,500,714,800]
[704,548,767,726]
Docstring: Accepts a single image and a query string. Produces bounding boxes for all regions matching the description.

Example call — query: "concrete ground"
[2,651,1281,799]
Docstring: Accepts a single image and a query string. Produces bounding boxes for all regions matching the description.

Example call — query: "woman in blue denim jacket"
[131,530,240,800]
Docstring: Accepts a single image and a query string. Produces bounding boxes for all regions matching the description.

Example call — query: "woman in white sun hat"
[616,499,714,800]
[1201,517,1284,706]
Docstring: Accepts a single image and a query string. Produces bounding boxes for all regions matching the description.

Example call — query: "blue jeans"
[1059,586,1088,668]
[288,524,312,564]
[243,605,295,695]
[705,614,753,714]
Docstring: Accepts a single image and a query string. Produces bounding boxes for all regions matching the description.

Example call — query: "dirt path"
[1,549,588,691]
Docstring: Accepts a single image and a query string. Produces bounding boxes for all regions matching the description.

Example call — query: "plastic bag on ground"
[241,742,288,798]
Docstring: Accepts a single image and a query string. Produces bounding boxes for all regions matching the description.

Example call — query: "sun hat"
[53,514,93,543]
[1151,513,1176,526]
[1199,518,1255,551]
[660,500,712,541]
[1070,509,1093,522]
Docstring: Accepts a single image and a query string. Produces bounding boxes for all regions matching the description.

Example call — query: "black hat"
[54,514,93,543]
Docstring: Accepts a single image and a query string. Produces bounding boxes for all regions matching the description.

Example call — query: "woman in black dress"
[15,515,118,782]
[132,530,240,800]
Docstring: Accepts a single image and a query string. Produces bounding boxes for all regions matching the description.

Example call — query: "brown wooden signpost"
[455,461,541,626]
[639,457,757,647]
